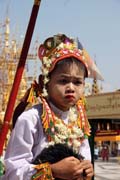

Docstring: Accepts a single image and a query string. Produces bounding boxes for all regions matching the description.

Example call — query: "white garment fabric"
[94,148,99,156]
[2,103,91,180]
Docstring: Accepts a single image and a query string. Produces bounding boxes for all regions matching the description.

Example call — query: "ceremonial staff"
[0,0,42,156]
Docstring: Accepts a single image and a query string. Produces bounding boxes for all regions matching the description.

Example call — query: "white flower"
[69,134,77,139]
[68,107,78,122]
[57,43,64,50]
[67,141,72,147]
[73,140,81,152]
[69,50,74,53]
[54,135,62,143]
[55,123,68,137]
[67,129,72,135]
[42,87,48,97]
[48,141,55,146]
[42,56,52,68]
[42,67,49,76]
[57,134,66,140]
[43,56,48,64]
[45,59,52,68]
[43,77,49,84]
[56,54,60,58]
[60,124,67,131]
[73,127,84,137]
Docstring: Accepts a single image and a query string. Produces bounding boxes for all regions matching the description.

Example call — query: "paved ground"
[94,157,120,180]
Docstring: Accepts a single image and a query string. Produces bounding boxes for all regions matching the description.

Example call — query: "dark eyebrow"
[60,74,84,80]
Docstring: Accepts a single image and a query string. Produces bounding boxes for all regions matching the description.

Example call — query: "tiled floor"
[94,158,120,180]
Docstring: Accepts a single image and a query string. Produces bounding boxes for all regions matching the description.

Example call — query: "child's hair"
[49,57,87,78]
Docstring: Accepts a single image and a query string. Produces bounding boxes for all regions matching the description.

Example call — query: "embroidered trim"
[32,163,54,180]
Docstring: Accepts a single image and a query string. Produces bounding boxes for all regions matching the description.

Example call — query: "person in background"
[101,145,109,162]
[2,33,103,180]
[94,146,99,160]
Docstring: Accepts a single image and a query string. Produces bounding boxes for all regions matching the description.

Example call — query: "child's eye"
[74,80,83,86]
[58,79,68,84]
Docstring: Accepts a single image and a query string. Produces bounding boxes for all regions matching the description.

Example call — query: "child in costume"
[2,33,103,180]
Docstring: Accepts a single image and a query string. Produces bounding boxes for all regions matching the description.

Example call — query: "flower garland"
[41,97,91,153]
[26,81,90,153]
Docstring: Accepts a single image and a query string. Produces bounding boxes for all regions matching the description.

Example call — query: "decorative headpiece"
[38,33,103,81]
[38,34,103,97]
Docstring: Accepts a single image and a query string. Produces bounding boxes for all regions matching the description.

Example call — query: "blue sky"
[0,0,120,92]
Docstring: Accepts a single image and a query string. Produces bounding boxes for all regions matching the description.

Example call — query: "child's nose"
[66,83,75,93]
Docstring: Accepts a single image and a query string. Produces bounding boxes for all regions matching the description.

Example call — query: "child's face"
[47,62,85,111]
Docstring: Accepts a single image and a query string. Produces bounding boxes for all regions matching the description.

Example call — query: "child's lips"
[65,95,75,101]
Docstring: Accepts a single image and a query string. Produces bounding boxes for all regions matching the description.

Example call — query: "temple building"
[86,78,120,157]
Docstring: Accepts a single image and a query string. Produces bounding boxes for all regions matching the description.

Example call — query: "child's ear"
[38,74,44,90]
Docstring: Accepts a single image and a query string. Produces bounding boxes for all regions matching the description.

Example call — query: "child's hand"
[80,160,94,179]
[51,156,85,179]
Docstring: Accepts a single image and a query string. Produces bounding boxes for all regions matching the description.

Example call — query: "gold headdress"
[38,33,103,80]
